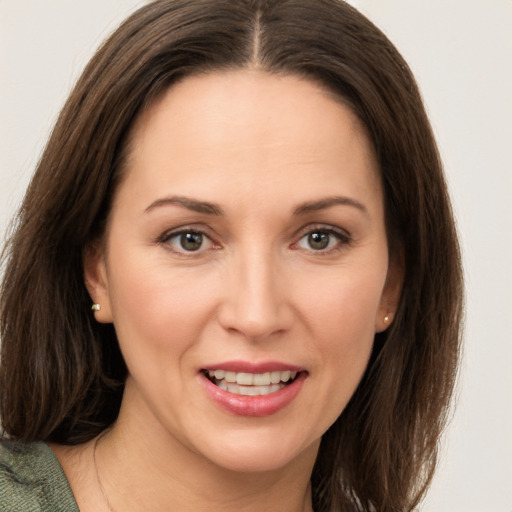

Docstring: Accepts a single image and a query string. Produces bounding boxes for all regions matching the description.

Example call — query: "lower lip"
[201,372,306,417]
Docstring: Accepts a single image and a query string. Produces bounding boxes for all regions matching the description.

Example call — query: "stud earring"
[91,303,101,312]
[383,315,390,324]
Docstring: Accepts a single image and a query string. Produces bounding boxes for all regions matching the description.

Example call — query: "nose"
[217,249,293,340]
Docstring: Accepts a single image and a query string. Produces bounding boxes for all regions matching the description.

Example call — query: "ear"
[375,249,404,333]
[84,243,113,323]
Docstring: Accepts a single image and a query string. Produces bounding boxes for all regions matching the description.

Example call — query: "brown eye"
[179,232,203,251]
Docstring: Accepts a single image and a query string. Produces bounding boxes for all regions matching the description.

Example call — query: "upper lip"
[201,360,305,374]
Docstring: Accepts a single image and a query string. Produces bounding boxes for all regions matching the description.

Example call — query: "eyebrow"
[144,194,368,217]
[293,196,369,216]
[144,195,224,215]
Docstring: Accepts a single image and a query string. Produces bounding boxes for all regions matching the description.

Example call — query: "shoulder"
[0,439,79,512]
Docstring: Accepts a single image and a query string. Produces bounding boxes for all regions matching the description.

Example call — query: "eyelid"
[157,225,220,255]
[294,223,351,240]
[292,223,352,252]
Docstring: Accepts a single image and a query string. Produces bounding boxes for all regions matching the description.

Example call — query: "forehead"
[132,70,370,153]
[118,70,382,215]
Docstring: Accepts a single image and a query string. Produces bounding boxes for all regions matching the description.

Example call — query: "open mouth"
[203,369,302,396]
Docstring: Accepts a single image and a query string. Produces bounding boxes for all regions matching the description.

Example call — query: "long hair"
[0,1,463,511]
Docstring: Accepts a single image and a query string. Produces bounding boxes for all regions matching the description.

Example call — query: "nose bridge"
[220,242,289,339]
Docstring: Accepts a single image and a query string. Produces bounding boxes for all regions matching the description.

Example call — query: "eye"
[162,229,215,254]
[295,227,350,252]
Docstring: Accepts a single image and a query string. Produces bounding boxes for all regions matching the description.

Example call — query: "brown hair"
[0,1,463,510]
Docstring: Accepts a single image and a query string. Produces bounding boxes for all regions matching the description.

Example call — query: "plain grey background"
[1,1,511,510]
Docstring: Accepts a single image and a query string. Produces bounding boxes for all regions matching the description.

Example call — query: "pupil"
[308,232,329,250]
[181,232,203,251]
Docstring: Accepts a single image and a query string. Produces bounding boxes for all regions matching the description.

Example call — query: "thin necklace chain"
[92,434,315,512]
[93,432,116,512]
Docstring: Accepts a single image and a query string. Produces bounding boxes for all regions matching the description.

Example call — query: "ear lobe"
[84,243,113,323]
[375,249,404,333]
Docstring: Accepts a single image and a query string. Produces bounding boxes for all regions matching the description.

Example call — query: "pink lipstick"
[200,361,307,417]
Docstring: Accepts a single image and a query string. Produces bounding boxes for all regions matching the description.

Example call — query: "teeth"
[230,383,285,396]
[253,373,270,385]
[225,371,237,383]
[225,382,240,394]
[206,369,299,395]
[270,371,281,384]
[208,370,298,386]
[236,372,254,385]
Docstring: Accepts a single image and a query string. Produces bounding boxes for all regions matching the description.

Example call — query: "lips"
[205,369,299,396]
[200,362,307,416]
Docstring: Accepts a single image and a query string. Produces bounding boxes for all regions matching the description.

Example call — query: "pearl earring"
[384,315,390,324]
[91,303,101,312]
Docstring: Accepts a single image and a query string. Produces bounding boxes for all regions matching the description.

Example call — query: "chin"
[192,429,319,474]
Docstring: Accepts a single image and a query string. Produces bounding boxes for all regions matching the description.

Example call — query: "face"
[86,70,401,474]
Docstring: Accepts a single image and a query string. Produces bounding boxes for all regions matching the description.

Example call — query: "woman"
[0,1,463,511]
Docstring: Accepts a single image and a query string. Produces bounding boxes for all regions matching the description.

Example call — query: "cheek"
[299,267,385,407]
[302,266,385,343]
[107,259,219,368]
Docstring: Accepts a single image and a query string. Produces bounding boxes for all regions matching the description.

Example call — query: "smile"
[205,370,299,396]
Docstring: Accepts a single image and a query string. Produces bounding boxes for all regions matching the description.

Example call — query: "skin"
[53,70,401,512]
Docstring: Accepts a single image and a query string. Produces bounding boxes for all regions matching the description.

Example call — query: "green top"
[0,440,79,512]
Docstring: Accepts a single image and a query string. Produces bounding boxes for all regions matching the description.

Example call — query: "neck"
[95,388,317,512]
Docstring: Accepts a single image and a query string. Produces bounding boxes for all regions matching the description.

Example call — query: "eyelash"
[293,224,352,254]
[157,224,351,256]
[157,227,218,256]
